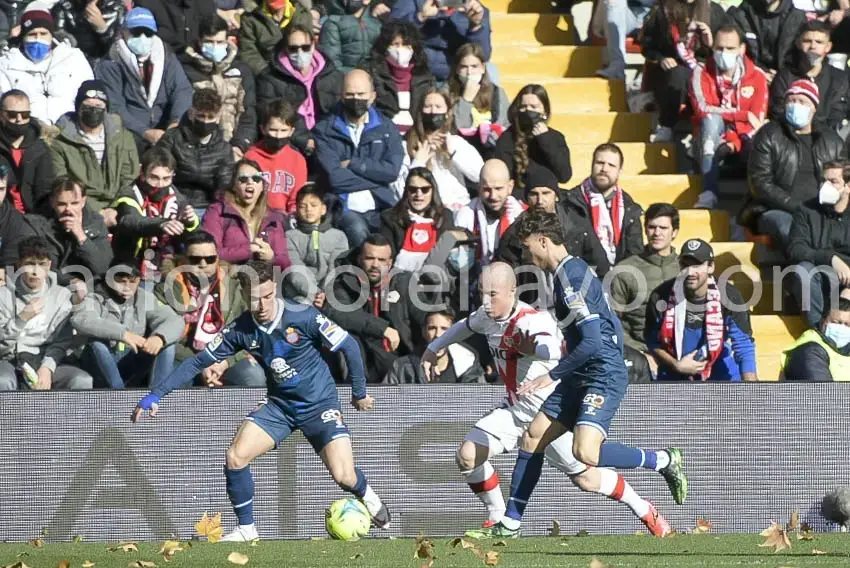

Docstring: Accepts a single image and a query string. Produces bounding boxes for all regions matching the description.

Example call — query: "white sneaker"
[693,191,718,209]
[220,524,259,542]
[650,126,673,143]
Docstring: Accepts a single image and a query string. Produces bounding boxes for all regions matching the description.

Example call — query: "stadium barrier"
[1,384,847,542]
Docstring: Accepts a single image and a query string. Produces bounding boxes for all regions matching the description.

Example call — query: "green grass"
[3,535,850,568]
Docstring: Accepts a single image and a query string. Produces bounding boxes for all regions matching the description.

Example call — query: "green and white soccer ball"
[325,498,371,541]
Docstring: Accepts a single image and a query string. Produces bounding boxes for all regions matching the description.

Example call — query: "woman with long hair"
[202,159,292,268]
[494,84,572,198]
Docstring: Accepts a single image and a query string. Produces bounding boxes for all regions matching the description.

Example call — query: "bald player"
[422,263,672,536]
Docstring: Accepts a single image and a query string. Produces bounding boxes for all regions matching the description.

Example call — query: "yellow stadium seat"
[487,0,553,12]
[491,14,576,46]
[567,143,677,175]
[621,175,701,209]
[493,46,605,78]
[548,112,653,143]
[711,242,760,309]
[750,315,806,381]
[672,210,730,243]
[502,78,627,113]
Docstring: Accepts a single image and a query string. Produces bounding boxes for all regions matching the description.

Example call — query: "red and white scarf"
[472,196,526,263]
[671,21,699,70]
[581,177,624,266]
[178,271,226,352]
[659,276,724,381]
[395,212,439,272]
[715,58,745,109]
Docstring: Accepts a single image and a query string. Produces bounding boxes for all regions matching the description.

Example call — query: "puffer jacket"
[49,112,140,210]
[156,117,235,208]
[0,199,36,267]
[238,2,315,75]
[52,0,127,61]
[284,214,349,302]
[787,197,850,267]
[0,120,55,215]
[729,0,807,73]
[0,41,94,124]
[201,197,292,268]
[769,51,849,132]
[182,44,257,151]
[383,345,485,384]
[740,120,846,228]
[318,11,382,74]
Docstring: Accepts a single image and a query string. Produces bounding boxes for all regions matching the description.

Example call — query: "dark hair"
[192,88,223,114]
[797,18,831,39]
[199,14,228,38]
[141,146,176,174]
[0,89,28,108]
[508,84,552,190]
[369,21,429,72]
[295,182,325,204]
[108,260,141,279]
[714,24,743,44]
[406,88,454,162]
[361,233,393,250]
[592,143,625,169]
[284,23,314,44]
[448,43,494,113]
[645,203,680,231]
[515,209,566,245]
[18,236,51,262]
[51,175,85,199]
[390,167,445,229]
[237,259,275,289]
[426,308,456,325]
[182,229,217,250]
[261,98,298,128]
[663,0,712,37]
[824,160,850,184]
[229,159,268,237]
[826,297,850,316]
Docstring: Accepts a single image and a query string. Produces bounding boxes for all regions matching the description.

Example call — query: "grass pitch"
[3,534,850,568]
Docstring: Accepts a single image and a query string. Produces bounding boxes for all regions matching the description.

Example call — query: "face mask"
[127,35,153,57]
[421,112,447,131]
[265,135,289,152]
[824,322,850,349]
[190,118,218,138]
[267,0,288,9]
[23,40,51,62]
[342,97,369,120]
[459,72,483,86]
[139,179,170,200]
[713,50,738,72]
[785,102,812,130]
[79,105,105,128]
[2,121,28,138]
[342,0,363,14]
[387,46,413,67]
[288,50,313,70]
[202,43,228,63]
[518,110,545,131]
[819,181,842,205]
[448,246,473,272]
[805,51,823,67]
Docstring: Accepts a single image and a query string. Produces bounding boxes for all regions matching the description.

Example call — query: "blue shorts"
[541,372,628,437]
[246,399,350,453]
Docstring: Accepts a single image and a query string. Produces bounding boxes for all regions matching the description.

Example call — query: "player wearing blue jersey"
[131,261,390,542]
[467,209,688,539]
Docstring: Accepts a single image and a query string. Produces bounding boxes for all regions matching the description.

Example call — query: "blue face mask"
[127,35,153,57]
[202,43,228,63]
[23,40,51,62]
[824,322,850,349]
[785,102,812,130]
[448,246,473,272]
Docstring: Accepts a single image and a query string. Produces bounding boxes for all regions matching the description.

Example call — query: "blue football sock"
[225,465,255,525]
[340,467,368,499]
[598,442,650,469]
[504,450,545,522]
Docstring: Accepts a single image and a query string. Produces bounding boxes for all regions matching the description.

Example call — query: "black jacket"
[156,117,235,208]
[0,121,55,215]
[641,2,728,63]
[782,330,849,381]
[769,53,849,132]
[29,206,113,285]
[134,0,216,57]
[493,126,573,196]
[369,56,436,121]
[52,0,126,61]
[383,346,485,384]
[0,199,35,267]
[741,121,846,228]
[787,198,850,266]
[729,0,807,73]
[379,205,456,256]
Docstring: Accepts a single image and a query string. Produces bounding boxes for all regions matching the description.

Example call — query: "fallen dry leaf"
[693,518,712,534]
[28,539,44,548]
[250,539,260,547]
[576,529,590,537]
[107,542,139,553]
[812,548,828,555]
[57,562,70,568]
[550,520,560,537]
[787,510,799,532]
[493,540,507,547]
[798,522,815,541]
[414,533,435,560]
[4,562,32,568]
[449,537,477,550]
[195,512,223,544]
[128,562,157,568]
[759,522,792,553]
[82,563,95,568]
[15,553,29,558]
[227,552,249,566]
[483,550,500,566]
[159,540,184,560]
[41,527,48,536]
[349,553,364,560]
[73,535,83,544]
[590,558,607,568]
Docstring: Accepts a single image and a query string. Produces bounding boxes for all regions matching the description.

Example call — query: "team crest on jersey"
[740,86,754,99]
[412,228,429,245]
[285,327,300,344]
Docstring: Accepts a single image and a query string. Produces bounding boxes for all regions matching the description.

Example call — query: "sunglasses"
[287,44,312,54]
[3,110,30,120]
[406,184,432,195]
[188,255,218,265]
[238,174,264,184]
[130,28,155,38]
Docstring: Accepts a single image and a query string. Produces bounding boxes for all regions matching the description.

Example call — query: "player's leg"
[319,437,391,529]
[456,415,513,527]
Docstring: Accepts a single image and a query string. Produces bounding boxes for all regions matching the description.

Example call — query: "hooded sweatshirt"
[284,214,349,302]
[244,140,308,213]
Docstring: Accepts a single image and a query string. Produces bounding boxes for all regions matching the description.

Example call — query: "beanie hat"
[786,79,820,107]
[20,9,54,34]
[75,80,110,110]
[524,165,560,194]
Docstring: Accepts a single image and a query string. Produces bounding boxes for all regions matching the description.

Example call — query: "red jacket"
[244,142,308,214]
[689,55,769,152]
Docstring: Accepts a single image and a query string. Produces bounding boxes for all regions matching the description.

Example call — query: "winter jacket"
[730,0,807,73]
[238,3,315,76]
[640,2,728,63]
[782,328,850,381]
[284,216,349,302]
[0,41,93,125]
[769,54,849,132]
[379,205,457,255]
[493,126,573,195]
[609,246,680,351]
[95,37,193,138]
[201,197,292,269]
[0,272,74,371]
[182,45,257,151]
[135,0,217,57]
[390,0,492,81]
[0,120,55,215]
[49,112,140,211]
[318,11,382,74]
[369,55,435,128]
[740,121,846,228]
[0,199,36,267]
[245,141,308,213]
[156,117,235,208]
[313,105,405,212]
[689,54,769,152]
[383,344,485,384]
[71,285,185,350]
[788,198,850,266]
[52,0,127,61]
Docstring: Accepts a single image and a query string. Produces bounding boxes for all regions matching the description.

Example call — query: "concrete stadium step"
[487,0,553,12]
[569,142,677,174]
[711,242,760,311]
[502,78,626,112]
[491,14,576,46]
[493,46,604,78]
[671,210,730,243]
[549,112,652,144]
[622,175,701,209]
[751,315,805,381]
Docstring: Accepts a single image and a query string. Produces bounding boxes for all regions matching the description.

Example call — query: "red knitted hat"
[786,79,820,107]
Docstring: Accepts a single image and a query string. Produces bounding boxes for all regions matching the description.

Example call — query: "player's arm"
[515,314,562,361]
[312,310,372,410]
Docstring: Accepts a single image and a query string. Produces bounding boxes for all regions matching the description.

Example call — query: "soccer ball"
[325,498,371,541]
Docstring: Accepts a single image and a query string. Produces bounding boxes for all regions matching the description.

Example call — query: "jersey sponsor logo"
[582,393,605,415]
[488,346,516,361]
[269,357,297,381]
[208,332,224,352]
[320,408,345,428]
[285,327,300,344]
[316,314,347,348]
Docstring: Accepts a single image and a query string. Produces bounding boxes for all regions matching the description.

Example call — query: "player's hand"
[383,327,400,351]
[352,395,374,411]
[142,335,164,356]
[131,393,161,423]
[516,373,554,397]
[202,360,229,387]
[420,348,439,381]
[512,329,538,357]
[123,331,148,353]
[676,350,707,378]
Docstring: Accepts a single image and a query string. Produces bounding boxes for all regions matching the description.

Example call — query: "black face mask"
[421,112,447,132]
[518,110,545,131]
[2,121,28,138]
[342,0,363,14]
[265,135,289,152]
[79,106,106,128]
[190,119,218,138]
[342,97,370,120]
[138,179,170,201]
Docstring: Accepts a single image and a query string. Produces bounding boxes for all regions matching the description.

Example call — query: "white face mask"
[713,50,739,72]
[825,322,850,349]
[387,46,413,67]
[288,49,313,70]
[818,181,842,205]
[459,72,483,86]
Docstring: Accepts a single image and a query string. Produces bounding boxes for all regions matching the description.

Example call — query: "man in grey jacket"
[73,261,184,389]
[0,236,92,390]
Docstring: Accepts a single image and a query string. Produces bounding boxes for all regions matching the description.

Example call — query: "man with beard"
[645,239,758,382]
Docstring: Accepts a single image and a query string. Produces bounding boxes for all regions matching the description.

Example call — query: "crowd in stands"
[0,0,849,392]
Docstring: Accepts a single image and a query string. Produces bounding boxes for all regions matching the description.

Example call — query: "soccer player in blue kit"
[131,261,390,542]
[468,209,688,539]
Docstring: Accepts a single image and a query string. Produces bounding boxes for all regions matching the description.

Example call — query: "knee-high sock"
[503,450,545,527]
[339,467,382,516]
[462,461,505,523]
[594,467,651,518]
[225,465,255,526]
[599,442,670,471]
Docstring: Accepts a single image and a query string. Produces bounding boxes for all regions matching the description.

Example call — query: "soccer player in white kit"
[422,263,671,536]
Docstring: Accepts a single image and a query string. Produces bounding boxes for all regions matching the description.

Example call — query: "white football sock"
[361,485,383,516]
[596,468,650,518]
[463,461,506,522]
[654,450,671,471]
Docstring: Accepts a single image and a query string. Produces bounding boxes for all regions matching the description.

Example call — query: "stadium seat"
[486,0,554,12]
[491,14,577,46]
[749,315,806,381]
[568,142,677,174]
[671,210,730,243]
[503,78,627,112]
[493,46,605,78]
[548,112,653,143]
[622,175,701,209]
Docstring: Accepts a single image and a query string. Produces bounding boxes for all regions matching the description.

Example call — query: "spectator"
[769,20,848,133]
[244,99,308,214]
[390,0,490,82]
[256,24,343,131]
[73,262,183,389]
[381,167,458,272]
[399,87,483,212]
[384,308,484,383]
[182,14,257,157]
[284,184,349,304]
[448,42,508,155]
[95,7,193,154]
[135,0,217,58]
[0,236,93,391]
[111,147,200,279]
[154,230,265,387]
[788,160,850,328]
[493,83,572,198]
[831,6,850,57]
[645,238,758,382]
[202,159,292,269]
[368,21,436,134]
[729,0,807,82]
[157,88,235,214]
[318,0,382,75]
[313,69,405,248]
[0,7,93,125]
[782,297,850,380]
[454,159,526,265]
[689,24,769,210]
[640,0,727,142]
[741,79,846,251]
[239,0,314,76]
[609,202,680,353]
[596,0,656,80]
[561,143,643,276]
[0,89,54,215]
[51,0,126,61]
[0,2,25,46]
[0,168,36,281]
